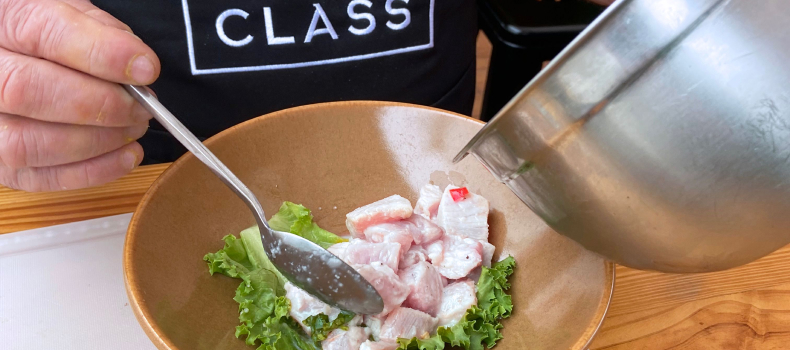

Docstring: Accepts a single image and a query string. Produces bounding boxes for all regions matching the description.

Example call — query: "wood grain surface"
[592,249,790,349]
[0,163,170,233]
[2,163,790,349]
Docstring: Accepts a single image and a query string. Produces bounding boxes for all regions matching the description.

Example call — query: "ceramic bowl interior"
[125,101,614,350]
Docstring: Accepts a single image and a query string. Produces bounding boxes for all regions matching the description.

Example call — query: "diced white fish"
[364,315,385,341]
[405,214,444,245]
[427,234,483,279]
[284,282,341,335]
[379,307,439,341]
[398,261,444,317]
[399,245,429,270]
[435,185,489,241]
[364,223,414,258]
[365,215,442,251]
[355,262,410,317]
[360,340,400,350]
[285,185,502,350]
[414,184,443,220]
[480,240,496,268]
[424,240,443,264]
[322,327,370,350]
[346,195,413,238]
[327,242,350,260]
[437,279,477,327]
[344,239,402,272]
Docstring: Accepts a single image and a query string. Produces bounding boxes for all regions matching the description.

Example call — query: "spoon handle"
[123,85,274,235]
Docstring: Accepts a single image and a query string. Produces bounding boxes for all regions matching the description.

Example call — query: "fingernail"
[122,150,140,170]
[131,101,153,122]
[125,124,149,143]
[127,55,156,84]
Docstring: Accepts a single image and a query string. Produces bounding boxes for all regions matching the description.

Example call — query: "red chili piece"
[450,187,469,202]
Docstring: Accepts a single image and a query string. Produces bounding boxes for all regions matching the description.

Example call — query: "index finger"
[0,0,160,85]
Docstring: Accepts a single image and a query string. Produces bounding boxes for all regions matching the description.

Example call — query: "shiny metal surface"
[124,85,383,314]
[456,0,790,272]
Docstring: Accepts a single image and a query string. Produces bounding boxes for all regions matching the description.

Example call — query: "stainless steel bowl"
[456,0,790,272]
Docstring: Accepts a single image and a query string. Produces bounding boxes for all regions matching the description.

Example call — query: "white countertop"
[0,213,156,350]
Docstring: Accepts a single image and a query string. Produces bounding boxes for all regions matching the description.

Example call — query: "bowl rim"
[123,100,615,350]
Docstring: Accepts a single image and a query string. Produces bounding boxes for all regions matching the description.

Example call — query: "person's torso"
[94,0,477,162]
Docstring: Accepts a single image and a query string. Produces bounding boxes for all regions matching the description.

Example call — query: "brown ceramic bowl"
[124,101,614,350]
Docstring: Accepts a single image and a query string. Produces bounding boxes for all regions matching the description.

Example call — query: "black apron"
[93,0,478,164]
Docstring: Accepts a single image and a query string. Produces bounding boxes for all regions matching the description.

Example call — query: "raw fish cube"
[427,235,483,279]
[437,280,477,327]
[327,242,349,260]
[435,186,489,241]
[322,327,369,350]
[360,340,400,350]
[480,240,496,268]
[344,239,402,272]
[364,315,385,341]
[355,262,410,317]
[399,245,429,269]
[405,214,443,245]
[414,184,442,220]
[379,307,438,340]
[346,195,413,237]
[284,282,341,335]
[398,261,444,317]
[364,223,414,258]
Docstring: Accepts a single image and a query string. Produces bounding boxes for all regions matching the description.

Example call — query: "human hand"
[0,0,160,192]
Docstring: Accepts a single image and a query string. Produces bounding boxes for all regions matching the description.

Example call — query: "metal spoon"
[123,85,383,315]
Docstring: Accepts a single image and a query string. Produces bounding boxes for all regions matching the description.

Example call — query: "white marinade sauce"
[286,184,495,350]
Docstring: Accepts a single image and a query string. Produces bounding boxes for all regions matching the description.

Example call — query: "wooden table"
[3,164,790,349]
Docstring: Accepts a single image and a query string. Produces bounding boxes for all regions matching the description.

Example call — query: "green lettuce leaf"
[204,234,255,278]
[488,256,515,290]
[476,257,516,322]
[234,297,323,350]
[304,311,356,343]
[269,319,323,350]
[239,226,288,292]
[205,202,359,350]
[268,202,347,249]
[206,231,317,350]
[436,306,502,350]
[205,221,331,349]
[234,296,291,348]
[396,335,446,350]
